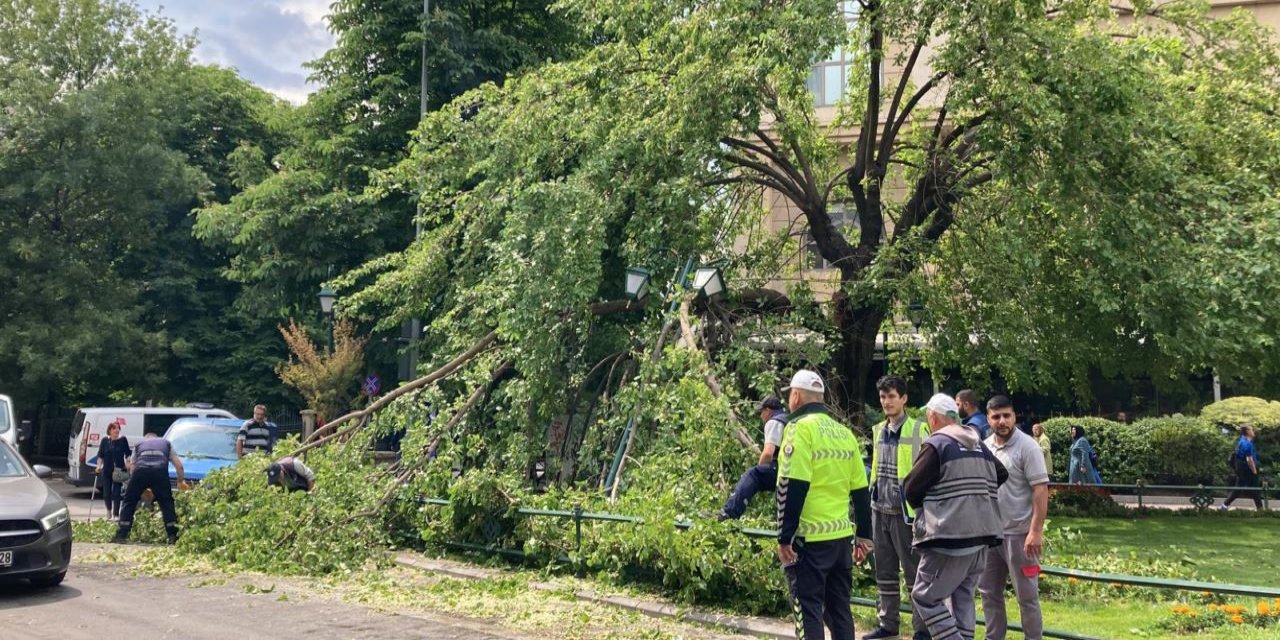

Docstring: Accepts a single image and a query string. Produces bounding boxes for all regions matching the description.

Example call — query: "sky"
[135,1,336,103]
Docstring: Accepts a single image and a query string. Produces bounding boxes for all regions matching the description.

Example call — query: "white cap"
[924,393,960,418]
[785,369,826,394]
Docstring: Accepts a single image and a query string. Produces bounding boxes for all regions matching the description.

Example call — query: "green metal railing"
[424,498,1280,639]
[1048,480,1273,510]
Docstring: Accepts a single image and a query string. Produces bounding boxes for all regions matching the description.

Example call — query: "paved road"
[0,547,519,639]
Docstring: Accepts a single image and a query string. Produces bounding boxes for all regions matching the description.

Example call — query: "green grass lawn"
[1050,514,1280,586]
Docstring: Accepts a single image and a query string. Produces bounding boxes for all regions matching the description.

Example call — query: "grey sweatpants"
[873,510,926,634]
[911,548,986,640]
[978,532,1043,640]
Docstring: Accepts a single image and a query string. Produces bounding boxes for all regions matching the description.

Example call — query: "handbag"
[112,467,130,484]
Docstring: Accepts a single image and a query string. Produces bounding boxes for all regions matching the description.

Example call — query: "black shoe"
[167,534,178,545]
[911,632,931,640]
[110,534,128,544]
[862,629,899,640]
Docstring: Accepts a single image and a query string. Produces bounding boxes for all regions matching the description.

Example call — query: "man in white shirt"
[978,395,1049,640]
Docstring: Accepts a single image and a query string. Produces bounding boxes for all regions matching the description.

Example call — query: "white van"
[65,406,236,487]
[0,394,15,448]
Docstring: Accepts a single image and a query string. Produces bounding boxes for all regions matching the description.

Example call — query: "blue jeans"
[722,463,777,519]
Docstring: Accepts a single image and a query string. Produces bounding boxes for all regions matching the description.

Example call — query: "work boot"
[165,522,180,545]
[111,526,130,544]
[862,628,898,640]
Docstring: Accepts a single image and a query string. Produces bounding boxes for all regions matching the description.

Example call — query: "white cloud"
[136,1,336,103]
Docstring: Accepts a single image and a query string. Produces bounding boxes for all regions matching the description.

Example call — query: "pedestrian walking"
[267,456,317,492]
[864,375,931,640]
[979,396,1049,640]
[1032,423,1052,480]
[236,404,277,458]
[720,397,789,519]
[775,369,873,640]
[94,420,131,520]
[957,390,990,440]
[112,432,186,544]
[1222,425,1263,510]
[904,394,1007,640]
[1068,426,1102,485]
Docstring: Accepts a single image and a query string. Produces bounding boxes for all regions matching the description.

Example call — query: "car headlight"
[40,506,70,531]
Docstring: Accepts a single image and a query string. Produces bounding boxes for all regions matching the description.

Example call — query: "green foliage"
[1042,523,1198,603]
[1042,416,1235,484]
[1202,397,1280,471]
[1048,487,1129,517]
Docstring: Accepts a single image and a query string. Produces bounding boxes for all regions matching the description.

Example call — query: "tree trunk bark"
[831,289,886,429]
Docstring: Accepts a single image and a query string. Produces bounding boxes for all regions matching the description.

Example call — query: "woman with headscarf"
[1068,425,1102,485]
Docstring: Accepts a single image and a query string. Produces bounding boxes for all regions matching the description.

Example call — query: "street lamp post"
[318,284,337,352]
[907,300,925,332]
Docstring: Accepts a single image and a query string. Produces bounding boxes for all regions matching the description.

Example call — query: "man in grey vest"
[112,432,186,544]
[903,394,1007,640]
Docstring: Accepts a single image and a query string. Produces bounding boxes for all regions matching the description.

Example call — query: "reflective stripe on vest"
[870,417,929,516]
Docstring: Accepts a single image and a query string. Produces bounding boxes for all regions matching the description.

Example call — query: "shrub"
[1141,416,1235,485]
[1041,416,1142,482]
[1049,486,1128,517]
[1201,396,1280,474]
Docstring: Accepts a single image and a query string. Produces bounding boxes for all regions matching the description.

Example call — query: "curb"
[393,552,795,639]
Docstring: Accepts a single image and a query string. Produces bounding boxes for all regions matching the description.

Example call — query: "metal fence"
[1048,481,1274,510]
[409,498,1280,640]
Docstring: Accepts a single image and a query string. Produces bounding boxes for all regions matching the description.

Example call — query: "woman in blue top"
[1068,425,1102,485]
[1222,425,1263,510]
[94,420,131,519]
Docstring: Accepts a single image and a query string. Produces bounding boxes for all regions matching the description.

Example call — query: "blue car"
[162,418,242,485]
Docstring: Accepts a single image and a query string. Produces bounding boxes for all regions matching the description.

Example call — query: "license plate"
[0,551,12,568]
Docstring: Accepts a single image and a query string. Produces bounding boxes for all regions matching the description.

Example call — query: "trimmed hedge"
[1201,396,1279,473]
[1040,416,1234,485]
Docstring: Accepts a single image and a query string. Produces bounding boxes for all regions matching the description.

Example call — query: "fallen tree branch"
[285,330,499,459]
[679,296,759,454]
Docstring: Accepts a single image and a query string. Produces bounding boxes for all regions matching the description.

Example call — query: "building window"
[805,203,857,270]
[808,2,860,107]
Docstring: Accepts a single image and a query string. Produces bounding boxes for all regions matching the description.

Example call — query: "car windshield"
[0,443,26,477]
[167,424,238,460]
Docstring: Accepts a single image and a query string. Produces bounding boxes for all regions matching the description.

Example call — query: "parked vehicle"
[0,439,71,587]
[0,394,15,448]
[162,418,242,486]
[65,406,235,487]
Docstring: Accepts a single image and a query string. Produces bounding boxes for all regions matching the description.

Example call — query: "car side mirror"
[19,419,33,443]
[33,464,53,479]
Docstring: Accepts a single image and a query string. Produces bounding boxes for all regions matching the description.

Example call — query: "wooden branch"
[882,71,947,163]
[287,330,499,457]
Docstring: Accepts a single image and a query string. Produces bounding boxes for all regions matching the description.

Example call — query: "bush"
[1201,396,1280,473]
[1041,416,1142,482]
[1049,486,1128,517]
[1141,416,1235,485]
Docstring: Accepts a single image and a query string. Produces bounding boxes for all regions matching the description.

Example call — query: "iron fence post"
[1136,479,1144,509]
[1263,479,1271,511]
[573,504,584,576]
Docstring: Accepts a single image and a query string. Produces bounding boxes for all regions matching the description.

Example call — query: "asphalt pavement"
[0,545,521,639]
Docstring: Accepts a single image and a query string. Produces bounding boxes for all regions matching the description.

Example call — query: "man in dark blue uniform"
[112,432,186,544]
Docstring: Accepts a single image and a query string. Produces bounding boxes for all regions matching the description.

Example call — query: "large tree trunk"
[832,288,886,429]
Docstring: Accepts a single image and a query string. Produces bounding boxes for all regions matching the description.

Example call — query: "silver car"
[0,439,72,587]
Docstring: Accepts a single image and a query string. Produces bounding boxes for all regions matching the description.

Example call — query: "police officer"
[776,369,873,640]
[865,375,931,640]
[903,394,1007,640]
[112,432,186,544]
[267,456,316,492]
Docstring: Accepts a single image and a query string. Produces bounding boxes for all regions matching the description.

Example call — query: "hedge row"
[1040,416,1235,485]
[1201,396,1279,473]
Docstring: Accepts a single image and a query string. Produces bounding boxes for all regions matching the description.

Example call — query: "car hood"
[170,457,236,481]
[0,474,53,515]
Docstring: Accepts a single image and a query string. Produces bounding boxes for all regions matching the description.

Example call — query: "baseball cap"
[784,369,825,394]
[924,393,959,418]
[757,396,785,411]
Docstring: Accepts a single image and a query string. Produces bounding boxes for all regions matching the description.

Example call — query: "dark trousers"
[784,536,855,640]
[722,463,776,519]
[116,467,178,540]
[1225,466,1263,509]
[100,472,123,516]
